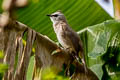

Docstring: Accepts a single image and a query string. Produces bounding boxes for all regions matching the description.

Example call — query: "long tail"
[74,54,87,73]
[74,54,88,80]
[78,41,88,74]
[79,51,88,74]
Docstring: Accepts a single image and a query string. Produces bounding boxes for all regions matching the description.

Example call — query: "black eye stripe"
[53,14,59,17]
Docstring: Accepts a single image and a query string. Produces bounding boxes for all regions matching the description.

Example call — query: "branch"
[0,16,99,80]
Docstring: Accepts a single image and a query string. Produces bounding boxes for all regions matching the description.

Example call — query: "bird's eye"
[53,14,59,17]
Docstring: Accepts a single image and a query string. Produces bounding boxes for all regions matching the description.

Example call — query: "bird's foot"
[51,48,62,55]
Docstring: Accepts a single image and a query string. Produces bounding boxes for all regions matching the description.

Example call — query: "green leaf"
[16,0,111,40]
[41,67,69,80]
[79,20,120,79]
[0,0,2,13]
[27,56,35,80]
[90,64,103,80]
[0,50,3,58]
[0,0,112,40]
[0,64,8,73]
[86,20,120,58]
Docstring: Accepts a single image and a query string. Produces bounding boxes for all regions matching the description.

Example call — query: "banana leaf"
[0,0,112,40]
[79,20,120,80]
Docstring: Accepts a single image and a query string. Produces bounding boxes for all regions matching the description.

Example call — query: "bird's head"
[47,10,66,24]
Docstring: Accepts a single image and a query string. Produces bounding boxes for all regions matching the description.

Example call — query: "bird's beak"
[46,14,52,17]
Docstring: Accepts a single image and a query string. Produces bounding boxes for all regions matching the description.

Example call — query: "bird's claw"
[51,48,62,55]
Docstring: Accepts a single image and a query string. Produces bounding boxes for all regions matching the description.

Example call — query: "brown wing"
[61,23,82,53]
[61,23,87,73]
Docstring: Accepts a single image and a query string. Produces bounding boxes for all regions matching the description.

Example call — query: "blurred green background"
[0,0,112,40]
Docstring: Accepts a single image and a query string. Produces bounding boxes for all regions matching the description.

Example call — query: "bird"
[47,10,87,75]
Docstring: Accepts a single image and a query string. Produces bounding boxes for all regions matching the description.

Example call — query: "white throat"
[50,18,59,25]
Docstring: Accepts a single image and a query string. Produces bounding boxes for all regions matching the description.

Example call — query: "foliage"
[0,51,8,80]
[27,20,120,80]
[0,51,4,58]
[27,56,35,80]
[0,0,120,80]
[80,20,120,80]
[11,0,113,79]
[0,64,8,74]
[41,67,69,80]
[15,0,112,40]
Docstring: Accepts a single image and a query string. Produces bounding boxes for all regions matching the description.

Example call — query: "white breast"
[53,24,69,49]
